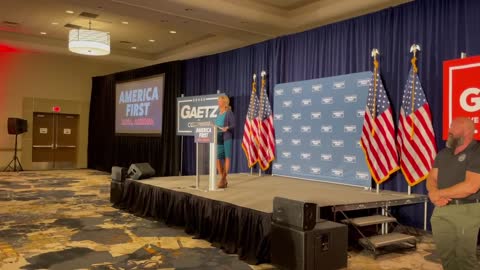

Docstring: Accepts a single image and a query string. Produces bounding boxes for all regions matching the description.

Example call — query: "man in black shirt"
[427,117,480,270]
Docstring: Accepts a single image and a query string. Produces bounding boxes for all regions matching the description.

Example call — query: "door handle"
[56,145,76,148]
[33,144,54,148]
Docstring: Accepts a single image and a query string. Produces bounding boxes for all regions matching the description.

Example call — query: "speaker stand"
[3,134,23,172]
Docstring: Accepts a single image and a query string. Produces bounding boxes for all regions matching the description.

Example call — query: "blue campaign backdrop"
[88,0,480,230]
[180,0,480,229]
[272,72,372,187]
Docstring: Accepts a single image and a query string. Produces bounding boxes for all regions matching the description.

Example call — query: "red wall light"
[52,106,61,112]
[0,44,21,53]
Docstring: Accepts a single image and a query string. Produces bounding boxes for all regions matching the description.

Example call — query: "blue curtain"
[181,0,480,229]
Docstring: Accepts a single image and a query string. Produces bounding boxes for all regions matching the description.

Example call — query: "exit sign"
[52,106,61,112]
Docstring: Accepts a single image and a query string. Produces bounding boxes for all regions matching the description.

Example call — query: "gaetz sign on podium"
[176,94,221,136]
[443,56,480,140]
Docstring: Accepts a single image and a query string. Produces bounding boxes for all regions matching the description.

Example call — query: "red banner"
[443,56,480,140]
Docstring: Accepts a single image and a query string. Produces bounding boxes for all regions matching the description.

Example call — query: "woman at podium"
[216,95,235,188]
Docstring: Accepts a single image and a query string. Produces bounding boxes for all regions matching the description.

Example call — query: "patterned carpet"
[0,169,445,269]
[0,170,275,270]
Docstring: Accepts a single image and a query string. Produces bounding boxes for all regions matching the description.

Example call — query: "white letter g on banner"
[460,88,480,112]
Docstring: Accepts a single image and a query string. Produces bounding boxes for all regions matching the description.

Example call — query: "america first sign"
[194,126,214,143]
[443,56,480,139]
[177,94,222,136]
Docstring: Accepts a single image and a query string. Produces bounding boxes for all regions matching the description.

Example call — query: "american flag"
[257,74,276,170]
[397,65,436,186]
[241,77,259,167]
[360,62,399,184]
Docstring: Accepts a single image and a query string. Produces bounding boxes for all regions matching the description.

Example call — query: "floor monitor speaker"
[111,166,127,182]
[128,163,155,180]
[273,197,317,231]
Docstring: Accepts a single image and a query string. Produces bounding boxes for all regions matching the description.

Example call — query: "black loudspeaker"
[110,166,127,204]
[273,197,317,231]
[110,181,124,204]
[111,166,127,182]
[128,163,155,180]
[271,221,348,270]
[7,118,27,135]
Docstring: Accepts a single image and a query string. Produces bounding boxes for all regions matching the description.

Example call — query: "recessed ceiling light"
[66,10,75,14]
[131,46,137,49]
[51,22,59,25]
[121,21,129,25]
[40,32,47,35]
[148,39,155,42]
[169,30,177,34]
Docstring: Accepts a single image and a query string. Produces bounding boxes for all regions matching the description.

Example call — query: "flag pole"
[259,71,267,176]
[409,44,421,140]
[372,48,381,193]
[408,44,420,195]
[180,93,185,176]
[372,48,387,234]
[250,73,256,175]
[371,48,379,137]
[372,49,379,194]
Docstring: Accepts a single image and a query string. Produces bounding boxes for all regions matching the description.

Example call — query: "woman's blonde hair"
[219,95,231,111]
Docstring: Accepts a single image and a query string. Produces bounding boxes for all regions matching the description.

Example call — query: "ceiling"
[256,0,321,9]
[0,0,411,65]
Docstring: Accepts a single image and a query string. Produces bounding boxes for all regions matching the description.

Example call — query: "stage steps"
[340,212,417,258]
[341,215,396,227]
[360,232,416,248]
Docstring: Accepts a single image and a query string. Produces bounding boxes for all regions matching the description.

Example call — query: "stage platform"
[117,173,427,264]
[140,174,426,212]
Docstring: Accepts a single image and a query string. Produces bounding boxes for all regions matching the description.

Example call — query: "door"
[54,114,78,168]
[32,113,55,166]
[32,112,79,169]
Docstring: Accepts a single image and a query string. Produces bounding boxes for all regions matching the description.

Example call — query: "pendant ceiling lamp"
[68,21,110,56]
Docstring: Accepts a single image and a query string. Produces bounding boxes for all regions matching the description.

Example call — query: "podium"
[191,121,221,191]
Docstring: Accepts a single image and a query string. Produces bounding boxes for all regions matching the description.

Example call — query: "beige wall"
[0,51,138,170]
